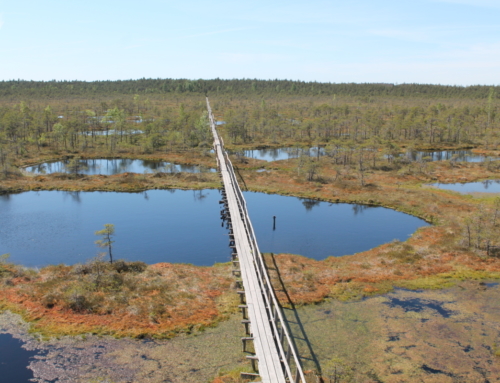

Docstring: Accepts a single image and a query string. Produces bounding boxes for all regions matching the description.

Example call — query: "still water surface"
[230,147,323,162]
[232,148,494,163]
[430,180,500,193]
[0,190,428,267]
[80,129,143,135]
[245,193,429,258]
[25,159,216,175]
[403,150,491,162]
[0,333,36,382]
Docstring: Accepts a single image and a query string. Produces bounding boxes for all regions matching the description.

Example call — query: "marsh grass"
[3,138,500,342]
[0,258,237,339]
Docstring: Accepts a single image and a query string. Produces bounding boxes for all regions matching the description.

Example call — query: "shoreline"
[1,148,500,340]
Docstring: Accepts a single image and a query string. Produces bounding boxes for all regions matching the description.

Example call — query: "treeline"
[0,78,498,180]
[219,96,499,147]
[1,79,499,100]
[0,91,498,165]
[0,96,216,181]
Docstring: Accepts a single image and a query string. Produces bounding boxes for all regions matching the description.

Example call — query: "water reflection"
[232,147,496,163]
[0,190,229,267]
[80,129,143,135]
[300,198,321,212]
[193,190,208,201]
[244,192,429,259]
[352,204,376,215]
[431,180,500,193]
[65,191,82,204]
[25,159,216,175]
[404,150,492,163]
[0,191,429,266]
[229,147,325,162]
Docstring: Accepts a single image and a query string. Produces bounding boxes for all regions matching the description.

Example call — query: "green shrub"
[385,240,422,264]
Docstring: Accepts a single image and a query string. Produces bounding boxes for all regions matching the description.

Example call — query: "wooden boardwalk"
[207,98,305,383]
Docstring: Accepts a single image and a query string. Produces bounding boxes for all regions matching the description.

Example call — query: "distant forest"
[0,79,498,100]
[0,78,498,175]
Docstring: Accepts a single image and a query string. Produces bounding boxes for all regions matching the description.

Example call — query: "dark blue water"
[485,282,499,288]
[0,334,36,382]
[0,191,429,267]
[245,193,429,258]
[431,180,500,193]
[25,159,216,175]
[384,297,454,318]
[0,190,228,267]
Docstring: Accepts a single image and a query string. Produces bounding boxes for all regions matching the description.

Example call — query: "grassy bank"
[0,258,239,339]
[1,143,500,341]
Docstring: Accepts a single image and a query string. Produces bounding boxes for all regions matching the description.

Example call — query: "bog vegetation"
[0,79,500,346]
[0,252,237,338]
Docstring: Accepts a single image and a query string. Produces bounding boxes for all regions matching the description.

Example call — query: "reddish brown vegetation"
[0,262,236,338]
[2,145,500,341]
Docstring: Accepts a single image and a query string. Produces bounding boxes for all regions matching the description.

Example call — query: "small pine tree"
[65,156,87,178]
[95,224,115,264]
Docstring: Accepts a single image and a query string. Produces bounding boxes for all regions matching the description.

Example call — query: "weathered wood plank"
[207,98,305,383]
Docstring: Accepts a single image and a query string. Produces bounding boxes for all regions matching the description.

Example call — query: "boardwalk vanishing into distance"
[207,98,306,383]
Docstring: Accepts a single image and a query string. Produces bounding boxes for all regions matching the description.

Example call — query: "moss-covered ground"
[1,143,500,381]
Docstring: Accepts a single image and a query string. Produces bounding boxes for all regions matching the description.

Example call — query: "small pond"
[80,129,143,135]
[0,333,36,382]
[230,147,323,162]
[430,180,500,193]
[0,190,228,267]
[232,147,496,163]
[245,193,429,258]
[25,159,216,175]
[403,150,492,162]
[0,190,429,267]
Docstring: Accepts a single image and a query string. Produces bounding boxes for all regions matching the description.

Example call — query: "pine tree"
[95,224,115,264]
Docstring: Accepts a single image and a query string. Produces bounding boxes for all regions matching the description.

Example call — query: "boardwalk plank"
[207,98,301,383]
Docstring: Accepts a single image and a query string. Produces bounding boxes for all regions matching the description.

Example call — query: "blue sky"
[0,0,499,85]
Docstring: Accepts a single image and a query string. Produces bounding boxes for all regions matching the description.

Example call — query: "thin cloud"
[302,42,500,85]
[0,39,87,54]
[182,27,255,39]
[368,28,433,43]
[432,0,500,8]
[430,42,500,63]
[368,24,500,45]
[169,0,390,26]
[221,52,290,64]
[122,27,256,50]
